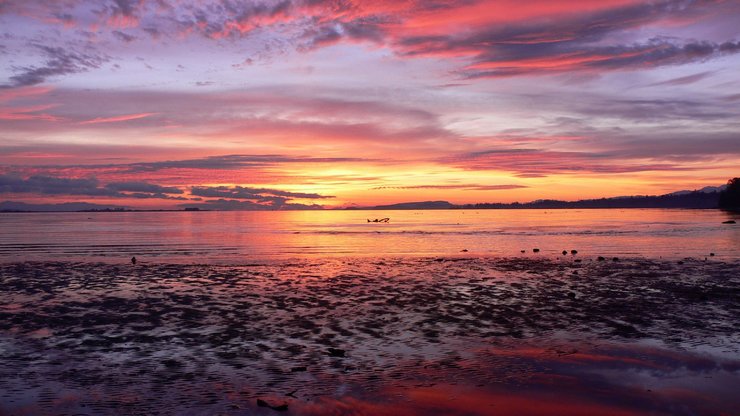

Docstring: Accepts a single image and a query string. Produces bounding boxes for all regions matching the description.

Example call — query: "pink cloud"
[0,86,54,103]
[78,112,157,125]
[0,104,60,121]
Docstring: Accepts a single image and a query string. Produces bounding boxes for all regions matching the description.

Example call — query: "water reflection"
[280,339,740,416]
[1,208,738,261]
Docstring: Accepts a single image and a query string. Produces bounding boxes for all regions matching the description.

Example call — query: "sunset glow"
[1,0,739,209]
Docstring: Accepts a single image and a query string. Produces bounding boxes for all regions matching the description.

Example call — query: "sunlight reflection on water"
[1,208,738,262]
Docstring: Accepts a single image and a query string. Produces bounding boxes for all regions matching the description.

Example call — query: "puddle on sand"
[2,336,737,415]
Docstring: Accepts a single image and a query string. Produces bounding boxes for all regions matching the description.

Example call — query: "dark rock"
[131,256,137,265]
[520,250,526,253]
[570,250,578,255]
[161,359,182,368]
[710,253,715,256]
[677,261,684,265]
[533,248,540,253]
[722,220,736,224]
[327,347,345,357]
[562,250,568,255]
[567,292,576,299]
[290,366,307,372]
[460,249,468,252]
[597,256,606,261]
[612,257,620,262]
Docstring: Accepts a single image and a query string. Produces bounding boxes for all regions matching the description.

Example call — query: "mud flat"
[1,257,738,415]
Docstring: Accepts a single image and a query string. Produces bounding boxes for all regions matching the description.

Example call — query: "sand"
[1,256,738,415]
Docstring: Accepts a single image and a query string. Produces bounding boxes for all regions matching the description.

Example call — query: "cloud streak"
[121,154,370,173]
[78,113,157,125]
[179,198,324,211]
[0,174,186,199]
[190,185,333,200]
[372,184,528,191]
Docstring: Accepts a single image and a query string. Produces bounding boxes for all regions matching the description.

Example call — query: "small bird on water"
[131,256,137,265]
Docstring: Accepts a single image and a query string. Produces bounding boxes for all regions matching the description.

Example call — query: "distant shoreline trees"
[718,178,740,211]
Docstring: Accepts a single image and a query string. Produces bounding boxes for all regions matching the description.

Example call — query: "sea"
[1,208,738,262]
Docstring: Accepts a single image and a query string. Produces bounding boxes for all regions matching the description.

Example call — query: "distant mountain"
[667,185,727,196]
[0,201,128,212]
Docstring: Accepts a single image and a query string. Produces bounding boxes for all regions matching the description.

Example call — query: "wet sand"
[1,256,738,415]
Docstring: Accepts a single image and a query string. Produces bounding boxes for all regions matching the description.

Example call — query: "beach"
[1,256,738,415]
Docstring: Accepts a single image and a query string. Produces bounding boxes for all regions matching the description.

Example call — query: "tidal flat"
[1,257,738,415]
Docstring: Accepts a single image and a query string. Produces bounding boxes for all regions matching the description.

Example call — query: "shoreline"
[2,252,739,267]
[1,257,738,415]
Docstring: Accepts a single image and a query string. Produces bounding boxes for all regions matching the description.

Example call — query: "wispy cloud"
[122,154,371,173]
[646,71,716,87]
[79,112,157,125]
[2,44,109,88]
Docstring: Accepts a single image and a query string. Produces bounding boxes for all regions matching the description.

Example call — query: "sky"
[1,0,739,210]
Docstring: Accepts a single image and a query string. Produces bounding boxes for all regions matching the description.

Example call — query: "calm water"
[1,208,738,262]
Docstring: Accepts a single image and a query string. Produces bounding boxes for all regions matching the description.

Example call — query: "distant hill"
[349,200,455,210]
[459,191,720,209]
[357,187,725,210]
[0,185,727,212]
